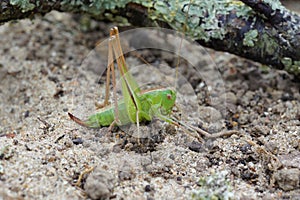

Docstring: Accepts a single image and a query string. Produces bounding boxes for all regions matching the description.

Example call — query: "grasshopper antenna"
[174,1,192,89]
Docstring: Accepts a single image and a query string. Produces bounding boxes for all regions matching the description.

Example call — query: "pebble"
[264,141,279,154]
[118,161,135,181]
[198,106,222,122]
[239,91,255,107]
[188,141,203,153]
[220,92,237,105]
[285,101,293,109]
[273,168,300,191]
[145,184,152,192]
[250,125,268,137]
[281,92,293,101]
[84,166,116,200]
[72,138,83,145]
[238,113,249,125]
[278,152,300,168]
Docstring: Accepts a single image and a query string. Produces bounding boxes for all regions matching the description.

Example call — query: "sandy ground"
[0,9,300,200]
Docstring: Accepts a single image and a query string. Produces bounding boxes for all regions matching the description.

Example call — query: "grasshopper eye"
[167,94,172,100]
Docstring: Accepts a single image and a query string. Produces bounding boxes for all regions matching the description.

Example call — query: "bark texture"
[1,0,300,77]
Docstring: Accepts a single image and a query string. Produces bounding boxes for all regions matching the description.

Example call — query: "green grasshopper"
[68,27,179,135]
[68,27,238,141]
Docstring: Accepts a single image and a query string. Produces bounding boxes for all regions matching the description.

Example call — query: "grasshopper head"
[160,88,177,115]
[141,87,176,116]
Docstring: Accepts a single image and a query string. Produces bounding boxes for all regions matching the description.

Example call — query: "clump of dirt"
[0,11,299,200]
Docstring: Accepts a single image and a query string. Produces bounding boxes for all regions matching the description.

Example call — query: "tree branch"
[1,0,300,77]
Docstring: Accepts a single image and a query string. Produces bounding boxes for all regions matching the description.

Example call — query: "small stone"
[250,125,268,137]
[198,106,222,123]
[239,91,255,107]
[84,166,116,200]
[72,138,83,145]
[24,110,30,118]
[226,103,237,114]
[118,161,135,181]
[63,138,73,148]
[220,92,237,105]
[176,176,182,182]
[281,92,293,101]
[240,143,252,154]
[285,101,293,109]
[265,141,279,154]
[273,168,300,191]
[207,122,223,132]
[238,113,249,125]
[118,170,133,181]
[145,184,152,192]
[278,151,300,168]
[112,144,122,153]
[188,141,203,153]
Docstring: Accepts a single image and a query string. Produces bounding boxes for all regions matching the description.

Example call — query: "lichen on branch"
[2,0,300,77]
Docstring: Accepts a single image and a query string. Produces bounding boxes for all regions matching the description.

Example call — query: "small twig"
[75,166,95,187]
[37,117,55,132]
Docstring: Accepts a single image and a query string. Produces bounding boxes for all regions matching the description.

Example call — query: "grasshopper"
[68,27,179,137]
[68,27,238,141]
